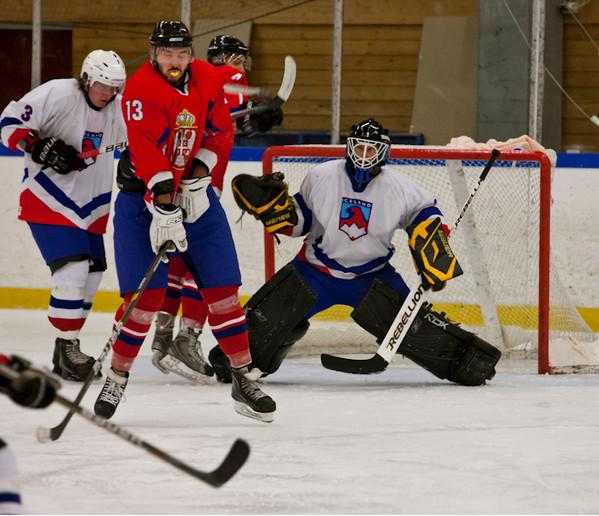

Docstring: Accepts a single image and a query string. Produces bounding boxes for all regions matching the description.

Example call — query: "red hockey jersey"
[121,60,233,193]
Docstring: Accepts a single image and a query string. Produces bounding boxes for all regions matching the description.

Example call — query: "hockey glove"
[236,100,283,136]
[407,217,463,291]
[30,137,88,174]
[176,176,211,223]
[0,355,59,409]
[231,172,298,233]
[148,202,188,262]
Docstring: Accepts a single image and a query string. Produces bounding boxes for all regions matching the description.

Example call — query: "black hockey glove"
[30,137,88,174]
[231,172,298,233]
[236,100,283,136]
[0,355,59,409]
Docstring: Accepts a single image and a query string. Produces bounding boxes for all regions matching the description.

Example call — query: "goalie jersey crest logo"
[338,197,372,241]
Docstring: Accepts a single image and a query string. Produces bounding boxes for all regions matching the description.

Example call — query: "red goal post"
[261,145,596,375]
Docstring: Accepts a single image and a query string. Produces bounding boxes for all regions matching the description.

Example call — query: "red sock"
[202,285,250,368]
[111,288,165,371]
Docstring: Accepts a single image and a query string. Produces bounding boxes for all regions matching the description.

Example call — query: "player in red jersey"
[150,34,282,391]
[94,21,276,423]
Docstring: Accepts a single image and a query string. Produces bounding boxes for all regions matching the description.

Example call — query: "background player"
[210,118,501,386]
[0,51,126,382]
[97,21,275,423]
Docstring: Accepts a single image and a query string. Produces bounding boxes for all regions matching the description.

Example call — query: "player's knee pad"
[351,279,501,386]
[51,259,89,297]
[84,271,103,302]
[245,263,317,374]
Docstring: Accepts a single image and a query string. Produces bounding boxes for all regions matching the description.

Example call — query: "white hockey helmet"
[80,50,126,91]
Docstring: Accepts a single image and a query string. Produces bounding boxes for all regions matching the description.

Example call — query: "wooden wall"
[563,3,599,151]
[250,0,477,133]
[3,0,599,149]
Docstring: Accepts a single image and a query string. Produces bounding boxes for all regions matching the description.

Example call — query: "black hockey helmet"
[207,34,251,70]
[149,20,193,48]
[345,118,391,192]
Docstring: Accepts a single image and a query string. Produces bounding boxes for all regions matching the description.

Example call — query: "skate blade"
[159,356,213,384]
[233,401,274,423]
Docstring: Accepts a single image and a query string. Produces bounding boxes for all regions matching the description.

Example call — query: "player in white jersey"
[210,119,501,387]
[0,50,126,381]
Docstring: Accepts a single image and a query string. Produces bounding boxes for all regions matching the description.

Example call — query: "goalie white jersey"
[289,159,443,280]
[0,79,126,234]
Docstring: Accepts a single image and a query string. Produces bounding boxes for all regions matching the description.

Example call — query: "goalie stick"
[0,364,249,487]
[320,148,501,374]
[230,55,296,120]
[36,244,169,443]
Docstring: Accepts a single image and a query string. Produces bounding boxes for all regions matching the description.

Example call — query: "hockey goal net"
[261,145,599,374]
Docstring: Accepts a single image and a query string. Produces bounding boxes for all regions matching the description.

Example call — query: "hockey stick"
[230,55,296,120]
[224,83,271,98]
[0,364,249,487]
[79,140,128,160]
[36,244,169,442]
[321,149,501,374]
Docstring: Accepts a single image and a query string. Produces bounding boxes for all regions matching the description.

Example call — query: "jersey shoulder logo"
[338,197,372,241]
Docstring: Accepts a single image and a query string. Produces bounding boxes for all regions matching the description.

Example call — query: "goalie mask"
[207,34,251,72]
[345,119,391,192]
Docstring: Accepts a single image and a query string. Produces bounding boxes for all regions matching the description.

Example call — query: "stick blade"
[276,55,296,101]
[201,439,250,487]
[320,353,388,374]
[36,426,52,443]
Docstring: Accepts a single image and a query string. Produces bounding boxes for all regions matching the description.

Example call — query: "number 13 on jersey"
[125,100,143,121]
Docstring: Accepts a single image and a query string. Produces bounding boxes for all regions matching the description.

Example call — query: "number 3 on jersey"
[125,100,143,121]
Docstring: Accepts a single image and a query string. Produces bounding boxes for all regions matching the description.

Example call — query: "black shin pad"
[208,264,315,380]
[351,279,501,385]
[246,263,316,374]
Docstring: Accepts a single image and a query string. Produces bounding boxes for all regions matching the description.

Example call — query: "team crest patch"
[81,131,103,159]
[339,197,372,241]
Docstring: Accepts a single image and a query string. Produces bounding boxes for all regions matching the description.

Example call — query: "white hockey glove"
[147,202,188,262]
[176,176,211,223]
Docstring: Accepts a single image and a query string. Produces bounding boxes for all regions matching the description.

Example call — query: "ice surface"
[1,309,599,514]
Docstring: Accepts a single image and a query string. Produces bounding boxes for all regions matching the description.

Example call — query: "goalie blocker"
[209,264,500,386]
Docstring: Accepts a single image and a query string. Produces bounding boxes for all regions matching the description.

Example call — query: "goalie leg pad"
[400,306,501,386]
[351,279,501,385]
[246,263,317,374]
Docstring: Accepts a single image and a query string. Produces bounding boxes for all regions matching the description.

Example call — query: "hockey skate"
[94,368,128,419]
[231,366,276,423]
[151,311,175,374]
[52,338,98,382]
[153,320,214,384]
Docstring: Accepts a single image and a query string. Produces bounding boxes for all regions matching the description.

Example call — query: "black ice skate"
[151,311,175,374]
[231,366,275,423]
[94,368,128,419]
[52,338,97,382]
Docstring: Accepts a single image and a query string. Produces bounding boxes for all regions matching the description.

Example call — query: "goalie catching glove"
[407,217,463,291]
[231,172,298,233]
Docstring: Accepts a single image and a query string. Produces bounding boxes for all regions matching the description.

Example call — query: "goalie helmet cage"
[261,145,598,375]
